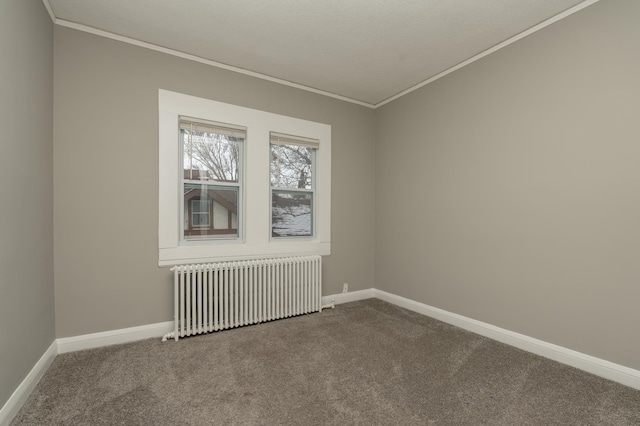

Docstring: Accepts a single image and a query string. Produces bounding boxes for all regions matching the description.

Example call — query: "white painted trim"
[44,1,601,109]
[321,288,375,307]
[54,287,640,390]
[57,321,174,354]
[5,281,637,425]
[373,289,640,390]
[55,291,369,355]
[158,90,331,266]
[0,293,368,423]
[40,0,55,22]
[374,0,602,108]
[55,291,369,353]
[52,19,374,109]
[0,341,57,425]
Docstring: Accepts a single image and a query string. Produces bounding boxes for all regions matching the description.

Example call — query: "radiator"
[162,255,328,341]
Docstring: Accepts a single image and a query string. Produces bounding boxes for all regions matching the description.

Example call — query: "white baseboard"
[56,292,371,355]
[0,341,57,426]
[322,288,375,307]
[56,292,376,355]
[373,289,640,390]
[4,287,639,425]
[57,321,174,354]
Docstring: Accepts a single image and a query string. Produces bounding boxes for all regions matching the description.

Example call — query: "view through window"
[180,117,245,241]
[270,132,318,238]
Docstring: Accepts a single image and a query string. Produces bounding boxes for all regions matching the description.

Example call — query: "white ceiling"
[45,0,596,107]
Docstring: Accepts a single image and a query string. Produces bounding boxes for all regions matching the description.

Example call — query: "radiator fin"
[167,256,322,341]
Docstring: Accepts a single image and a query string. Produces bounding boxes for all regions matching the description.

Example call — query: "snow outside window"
[270,133,318,238]
[158,90,331,266]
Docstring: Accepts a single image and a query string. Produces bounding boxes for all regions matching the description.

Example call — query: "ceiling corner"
[41,0,56,23]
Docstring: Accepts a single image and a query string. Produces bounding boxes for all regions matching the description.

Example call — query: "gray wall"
[53,27,376,337]
[375,0,640,370]
[0,0,55,410]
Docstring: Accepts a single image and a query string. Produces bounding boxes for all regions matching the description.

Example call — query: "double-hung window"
[159,89,331,266]
[270,133,318,238]
[179,117,244,242]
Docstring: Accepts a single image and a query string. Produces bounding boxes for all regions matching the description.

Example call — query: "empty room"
[1,0,639,424]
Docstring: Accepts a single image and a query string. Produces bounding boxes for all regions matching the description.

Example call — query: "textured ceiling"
[45,0,593,106]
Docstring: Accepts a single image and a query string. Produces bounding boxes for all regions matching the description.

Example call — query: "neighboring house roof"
[183,169,208,180]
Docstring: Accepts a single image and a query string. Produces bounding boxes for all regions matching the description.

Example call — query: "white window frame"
[179,117,244,243]
[270,134,318,239]
[158,89,331,266]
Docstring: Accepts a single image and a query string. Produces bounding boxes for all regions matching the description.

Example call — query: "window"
[270,133,318,238]
[159,89,331,266]
[190,199,210,228]
[180,117,244,241]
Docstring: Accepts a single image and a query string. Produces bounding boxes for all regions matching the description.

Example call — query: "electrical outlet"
[342,283,348,293]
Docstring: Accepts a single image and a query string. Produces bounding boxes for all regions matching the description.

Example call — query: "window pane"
[184,183,238,240]
[182,124,243,183]
[191,199,211,228]
[270,144,314,189]
[192,200,209,214]
[192,212,210,227]
[272,191,312,237]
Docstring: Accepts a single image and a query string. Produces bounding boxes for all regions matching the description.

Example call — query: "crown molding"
[42,0,601,109]
[41,0,55,22]
[43,2,375,109]
[374,0,601,108]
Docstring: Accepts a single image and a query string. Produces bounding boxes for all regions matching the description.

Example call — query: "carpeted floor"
[12,299,640,425]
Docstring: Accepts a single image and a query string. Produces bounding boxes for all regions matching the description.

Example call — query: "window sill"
[158,241,330,267]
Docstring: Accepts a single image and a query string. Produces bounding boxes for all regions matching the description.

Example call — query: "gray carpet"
[12,299,640,425]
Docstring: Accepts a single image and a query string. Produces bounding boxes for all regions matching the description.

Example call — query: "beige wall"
[17,0,637,389]
[0,0,55,409]
[53,27,376,337]
[375,0,640,370]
